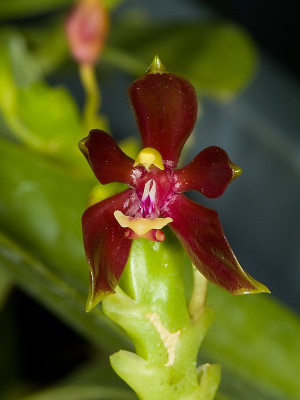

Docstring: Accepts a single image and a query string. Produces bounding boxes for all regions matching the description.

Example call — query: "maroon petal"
[79,129,135,186]
[82,189,136,311]
[162,194,269,294]
[129,72,198,168]
[175,146,239,198]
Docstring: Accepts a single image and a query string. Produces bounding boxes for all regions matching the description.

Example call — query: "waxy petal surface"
[82,189,135,311]
[129,73,197,168]
[79,129,135,186]
[163,194,269,295]
[175,146,234,198]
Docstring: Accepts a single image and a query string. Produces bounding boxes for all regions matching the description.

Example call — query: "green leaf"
[0,230,129,353]
[16,81,83,158]
[0,30,41,89]
[203,285,300,400]
[0,31,84,160]
[19,385,136,400]
[0,275,17,400]
[0,138,89,284]
[0,0,125,20]
[60,357,126,386]
[1,15,255,102]
[0,268,11,309]
[105,20,257,99]
[22,16,70,76]
[0,138,130,352]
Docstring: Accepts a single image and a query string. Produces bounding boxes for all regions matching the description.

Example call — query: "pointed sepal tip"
[232,276,271,295]
[231,162,242,180]
[86,286,112,312]
[146,55,167,74]
[78,137,89,158]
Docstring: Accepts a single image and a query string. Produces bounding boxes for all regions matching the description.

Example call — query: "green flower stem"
[102,231,220,400]
[79,63,101,131]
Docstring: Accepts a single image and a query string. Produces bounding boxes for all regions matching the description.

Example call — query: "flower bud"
[65,0,109,65]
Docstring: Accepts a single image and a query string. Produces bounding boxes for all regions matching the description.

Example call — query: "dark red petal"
[82,189,136,311]
[174,146,236,198]
[129,72,198,168]
[79,129,135,186]
[162,194,269,294]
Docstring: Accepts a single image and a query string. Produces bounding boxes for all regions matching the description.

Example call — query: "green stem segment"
[102,230,220,400]
[79,63,101,130]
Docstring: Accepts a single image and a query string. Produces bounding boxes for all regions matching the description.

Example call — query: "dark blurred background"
[200,0,300,81]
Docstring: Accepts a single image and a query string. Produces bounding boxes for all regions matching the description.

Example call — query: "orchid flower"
[80,56,269,311]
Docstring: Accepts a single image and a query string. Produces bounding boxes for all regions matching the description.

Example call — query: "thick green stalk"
[102,231,220,400]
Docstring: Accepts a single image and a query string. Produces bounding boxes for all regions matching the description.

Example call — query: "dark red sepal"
[175,146,235,198]
[79,129,135,186]
[129,73,198,168]
[162,193,269,295]
[82,189,136,311]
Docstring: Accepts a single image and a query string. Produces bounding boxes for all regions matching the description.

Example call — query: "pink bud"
[65,0,109,65]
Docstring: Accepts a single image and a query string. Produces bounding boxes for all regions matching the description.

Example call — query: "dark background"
[200,0,299,81]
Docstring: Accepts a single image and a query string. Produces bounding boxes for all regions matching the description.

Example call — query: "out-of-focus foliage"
[0,0,123,19]
[0,31,82,160]
[106,20,256,99]
[0,1,299,400]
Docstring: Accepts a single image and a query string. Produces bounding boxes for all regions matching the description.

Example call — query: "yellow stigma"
[114,211,172,236]
[133,147,164,171]
[231,163,242,180]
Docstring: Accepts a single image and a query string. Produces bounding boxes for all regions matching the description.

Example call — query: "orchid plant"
[0,1,299,400]
[79,55,269,399]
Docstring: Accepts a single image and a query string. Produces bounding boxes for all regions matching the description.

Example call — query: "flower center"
[140,179,157,218]
[113,147,174,241]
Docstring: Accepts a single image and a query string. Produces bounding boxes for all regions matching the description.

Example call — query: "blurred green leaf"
[0,0,126,19]
[16,81,83,157]
[20,385,136,400]
[10,15,256,100]
[0,231,129,353]
[0,0,72,19]
[0,138,89,285]
[0,138,131,353]
[215,394,231,400]
[0,268,11,308]
[0,279,18,400]
[105,20,256,99]
[22,16,70,76]
[0,30,41,89]
[204,285,300,400]
[0,31,84,160]
[61,357,126,386]
[1,14,256,102]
